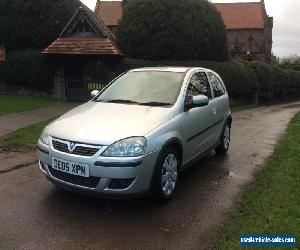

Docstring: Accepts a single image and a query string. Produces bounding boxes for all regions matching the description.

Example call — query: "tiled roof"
[215,2,266,29]
[42,37,122,55]
[43,5,122,55]
[94,1,267,30]
[60,5,115,39]
[94,1,123,26]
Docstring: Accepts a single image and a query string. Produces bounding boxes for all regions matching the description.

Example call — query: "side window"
[187,72,212,99]
[208,73,226,98]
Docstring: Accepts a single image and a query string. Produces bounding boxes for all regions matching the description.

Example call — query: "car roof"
[130,67,209,73]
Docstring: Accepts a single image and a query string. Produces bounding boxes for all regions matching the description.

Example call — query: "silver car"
[37,67,231,202]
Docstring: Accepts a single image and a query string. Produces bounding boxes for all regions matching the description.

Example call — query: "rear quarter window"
[208,72,226,98]
[187,72,212,99]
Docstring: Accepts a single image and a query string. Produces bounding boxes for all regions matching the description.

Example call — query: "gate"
[65,80,107,102]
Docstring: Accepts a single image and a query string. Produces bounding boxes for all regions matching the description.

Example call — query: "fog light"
[108,178,135,190]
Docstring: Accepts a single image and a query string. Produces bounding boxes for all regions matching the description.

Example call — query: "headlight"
[39,133,50,146]
[102,137,147,157]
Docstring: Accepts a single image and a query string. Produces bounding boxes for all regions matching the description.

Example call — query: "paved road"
[0,103,78,137]
[0,102,299,250]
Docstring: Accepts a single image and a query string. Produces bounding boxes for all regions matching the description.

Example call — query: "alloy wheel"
[223,125,230,150]
[161,154,178,196]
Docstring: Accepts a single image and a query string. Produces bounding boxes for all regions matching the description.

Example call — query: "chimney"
[94,0,100,13]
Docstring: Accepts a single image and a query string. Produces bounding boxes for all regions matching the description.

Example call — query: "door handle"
[212,107,217,115]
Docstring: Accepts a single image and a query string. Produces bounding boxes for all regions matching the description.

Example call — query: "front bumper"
[37,142,160,199]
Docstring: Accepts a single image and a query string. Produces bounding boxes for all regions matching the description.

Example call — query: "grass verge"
[0,94,61,116]
[0,118,55,151]
[218,112,300,249]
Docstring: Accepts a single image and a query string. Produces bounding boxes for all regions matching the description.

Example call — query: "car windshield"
[95,71,185,106]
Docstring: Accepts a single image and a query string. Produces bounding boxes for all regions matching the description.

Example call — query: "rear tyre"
[150,147,179,203]
[215,122,231,154]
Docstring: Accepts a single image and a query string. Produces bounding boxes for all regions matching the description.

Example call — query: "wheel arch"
[161,137,183,168]
[227,114,232,127]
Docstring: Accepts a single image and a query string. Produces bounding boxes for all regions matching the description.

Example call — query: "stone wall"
[52,66,66,100]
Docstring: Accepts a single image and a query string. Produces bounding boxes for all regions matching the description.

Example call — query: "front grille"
[52,139,100,156]
[52,140,69,153]
[48,166,101,188]
[72,146,99,156]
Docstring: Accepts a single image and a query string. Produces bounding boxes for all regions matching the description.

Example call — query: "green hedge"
[0,49,54,91]
[120,58,300,104]
[279,63,300,72]
[117,0,228,61]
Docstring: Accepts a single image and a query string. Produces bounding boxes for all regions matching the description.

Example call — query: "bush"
[247,62,300,103]
[0,0,81,51]
[117,0,228,61]
[0,49,54,91]
[279,63,300,72]
[247,61,273,102]
[120,58,300,104]
[0,61,10,84]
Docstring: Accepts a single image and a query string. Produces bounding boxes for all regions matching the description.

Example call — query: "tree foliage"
[277,55,300,71]
[0,0,81,51]
[117,0,229,61]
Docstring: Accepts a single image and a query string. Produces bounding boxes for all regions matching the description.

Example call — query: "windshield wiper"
[105,99,140,104]
[139,102,172,107]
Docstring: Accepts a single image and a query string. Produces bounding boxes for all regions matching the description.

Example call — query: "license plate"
[52,158,90,177]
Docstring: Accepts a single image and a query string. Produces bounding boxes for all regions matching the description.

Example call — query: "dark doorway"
[64,58,90,102]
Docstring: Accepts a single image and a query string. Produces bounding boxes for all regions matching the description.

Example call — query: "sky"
[80,0,300,58]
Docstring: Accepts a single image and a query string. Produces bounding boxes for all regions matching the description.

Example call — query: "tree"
[279,55,300,71]
[0,0,81,51]
[117,0,229,61]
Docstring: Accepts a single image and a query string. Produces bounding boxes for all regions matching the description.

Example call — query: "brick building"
[215,1,273,63]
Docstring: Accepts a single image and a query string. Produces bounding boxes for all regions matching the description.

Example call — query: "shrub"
[0,0,81,51]
[0,61,10,84]
[117,0,228,61]
[279,63,300,72]
[247,61,273,102]
[0,49,54,91]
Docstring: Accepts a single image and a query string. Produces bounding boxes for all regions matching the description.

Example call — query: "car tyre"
[215,122,231,154]
[150,147,179,203]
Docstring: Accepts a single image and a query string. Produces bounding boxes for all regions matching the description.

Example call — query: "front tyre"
[215,123,231,154]
[151,148,179,203]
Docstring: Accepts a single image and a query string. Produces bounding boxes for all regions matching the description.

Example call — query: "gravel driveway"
[0,102,299,250]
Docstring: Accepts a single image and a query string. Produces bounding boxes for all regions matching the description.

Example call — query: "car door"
[207,72,228,142]
[182,71,216,161]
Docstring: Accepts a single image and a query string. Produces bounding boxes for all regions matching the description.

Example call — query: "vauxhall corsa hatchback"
[37,67,231,202]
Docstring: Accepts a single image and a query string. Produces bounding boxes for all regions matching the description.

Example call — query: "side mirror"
[193,95,209,107]
[185,95,209,111]
[91,90,100,99]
